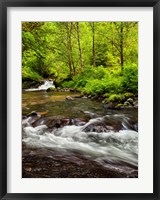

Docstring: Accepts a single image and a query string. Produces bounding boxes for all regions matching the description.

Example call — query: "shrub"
[121,65,138,94]
[83,79,106,96]
[22,66,42,81]
[62,81,75,88]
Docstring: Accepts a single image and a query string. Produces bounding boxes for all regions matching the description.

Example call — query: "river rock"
[23,125,48,137]
[23,112,41,127]
[126,98,134,104]
[27,111,39,117]
[124,101,131,107]
[82,114,138,133]
[104,102,115,109]
[32,116,88,130]
[22,147,137,178]
[70,88,77,92]
[66,96,74,100]
[115,104,124,109]
[83,117,121,133]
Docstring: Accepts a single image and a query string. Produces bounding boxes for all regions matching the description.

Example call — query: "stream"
[22,90,138,178]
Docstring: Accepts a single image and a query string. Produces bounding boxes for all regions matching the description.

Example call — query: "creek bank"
[47,88,138,110]
[23,79,138,110]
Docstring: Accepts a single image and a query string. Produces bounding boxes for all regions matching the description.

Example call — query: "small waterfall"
[25,80,55,91]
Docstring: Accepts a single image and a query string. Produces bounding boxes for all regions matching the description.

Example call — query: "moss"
[107,94,125,103]
[115,103,124,109]
[117,103,124,107]
[124,92,134,99]
[103,93,110,98]
[46,87,55,92]
[50,87,55,91]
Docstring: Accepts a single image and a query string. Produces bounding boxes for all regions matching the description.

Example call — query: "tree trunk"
[66,22,75,77]
[76,22,83,70]
[91,22,96,67]
[120,22,124,71]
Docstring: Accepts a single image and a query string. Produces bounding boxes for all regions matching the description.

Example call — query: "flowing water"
[25,80,55,91]
[22,90,138,178]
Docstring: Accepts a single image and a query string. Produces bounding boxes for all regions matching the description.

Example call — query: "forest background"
[22,22,138,102]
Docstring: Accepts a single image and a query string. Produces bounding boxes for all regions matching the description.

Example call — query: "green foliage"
[66,66,95,88]
[93,66,110,79]
[121,65,138,94]
[22,66,42,81]
[22,22,138,96]
[83,79,106,96]
[106,94,125,103]
[62,81,75,88]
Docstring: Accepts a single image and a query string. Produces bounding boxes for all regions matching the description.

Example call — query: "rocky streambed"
[22,91,138,178]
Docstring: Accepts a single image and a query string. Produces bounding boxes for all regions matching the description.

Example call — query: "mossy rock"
[124,101,131,107]
[115,103,124,109]
[124,92,134,99]
[107,94,125,103]
[46,87,55,92]
[126,98,134,104]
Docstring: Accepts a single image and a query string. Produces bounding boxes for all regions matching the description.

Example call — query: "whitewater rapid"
[22,116,138,169]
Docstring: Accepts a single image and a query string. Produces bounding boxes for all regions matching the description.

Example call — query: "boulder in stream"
[66,96,74,100]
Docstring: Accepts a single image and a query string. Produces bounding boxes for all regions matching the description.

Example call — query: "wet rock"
[124,101,131,107]
[70,88,77,92]
[46,119,62,129]
[32,117,88,129]
[66,96,74,100]
[70,118,87,126]
[83,119,122,133]
[22,112,41,127]
[22,148,137,178]
[27,111,39,117]
[83,115,138,132]
[83,111,98,118]
[115,104,124,109]
[84,124,114,133]
[24,167,32,172]
[126,98,134,105]
[23,125,48,136]
[22,116,27,120]
[104,102,115,109]
[133,100,138,108]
